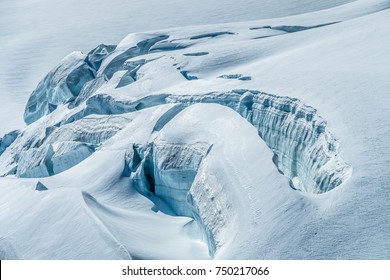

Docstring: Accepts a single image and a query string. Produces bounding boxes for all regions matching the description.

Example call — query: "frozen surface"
[0,0,353,134]
[1,0,390,259]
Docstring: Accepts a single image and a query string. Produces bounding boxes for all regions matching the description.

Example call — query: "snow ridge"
[170,90,353,193]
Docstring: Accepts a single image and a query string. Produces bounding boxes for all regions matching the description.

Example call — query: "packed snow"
[0,0,353,135]
[1,0,390,259]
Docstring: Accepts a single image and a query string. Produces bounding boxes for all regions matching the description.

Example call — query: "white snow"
[0,0,353,134]
[1,0,390,259]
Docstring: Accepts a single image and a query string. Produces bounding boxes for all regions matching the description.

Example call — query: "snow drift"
[1,0,390,259]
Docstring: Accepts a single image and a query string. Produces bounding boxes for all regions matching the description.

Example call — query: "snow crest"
[4,3,380,257]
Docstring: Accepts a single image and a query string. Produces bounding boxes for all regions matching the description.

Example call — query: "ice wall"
[168,91,352,194]
[123,141,216,255]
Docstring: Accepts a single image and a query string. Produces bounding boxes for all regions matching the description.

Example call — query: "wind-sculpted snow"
[169,92,352,194]
[2,27,352,257]
[0,237,22,260]
[54,85,351,194]
[115,104,264,256]
[3,0,390,259]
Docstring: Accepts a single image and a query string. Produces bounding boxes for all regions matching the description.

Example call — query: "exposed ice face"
[152,142,212,216]
[16,141,95,178]
[46,115,130,145]
[0,114,132,177]
[171,91,353,193]
[65,87,350,194]
[1,27,353,256]
[51,141,95,175]
[9,0,390,259]
[237,92,353,193]
[0,130,19,156]
[123,141,216,255]
[24,52,95,125]
[114,103,271,257]
[16,145,54,178]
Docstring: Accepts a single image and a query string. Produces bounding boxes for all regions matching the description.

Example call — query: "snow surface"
[0,0,353,134]
[1,0,390,259]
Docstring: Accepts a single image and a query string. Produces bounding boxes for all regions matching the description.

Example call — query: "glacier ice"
[16,145,54,178]
[65,88,351,194]
[0,130,19,156]
[0,114,131,177]
[85,44,117,71]
[16,141,94,178]
[24,52,96,125]
[35,181,48,191]
[0,28,354,256]
[7,0,390,259]
[51,141,95,175]
[46,115,130,145]
[125,143,204,208]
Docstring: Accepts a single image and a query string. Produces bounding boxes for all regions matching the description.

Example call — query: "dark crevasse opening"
[124,142,216,256]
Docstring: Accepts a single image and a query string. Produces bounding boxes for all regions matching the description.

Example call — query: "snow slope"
[0,0,353,135]
[1,0,390,259]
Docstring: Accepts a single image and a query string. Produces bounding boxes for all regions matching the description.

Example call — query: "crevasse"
[167,90,352,194]
[14,88,354,193]
[2,35,353,258]
[123,142,217,255]
[81,89,350,194]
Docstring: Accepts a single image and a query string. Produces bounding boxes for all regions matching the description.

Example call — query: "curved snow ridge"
[168,90,353,194]
[81,191,133,260]
[82,188,210,259]
[12,84,353,193]
[74,90,351,193]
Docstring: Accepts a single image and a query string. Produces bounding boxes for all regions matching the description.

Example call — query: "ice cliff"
[4,0,390,259]
[0,28,353,258]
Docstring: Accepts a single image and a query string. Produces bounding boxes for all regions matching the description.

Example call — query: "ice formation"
[1,0,390,260]
[0,31,352,257]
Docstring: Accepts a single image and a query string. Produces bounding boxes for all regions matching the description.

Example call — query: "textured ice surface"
[15,141,94,178]
[0,130,19,156]
[51,141,95,175]
[24,52,95,125]
[1,0,390,260]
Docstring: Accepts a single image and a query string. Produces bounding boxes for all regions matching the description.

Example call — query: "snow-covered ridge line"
[4,22,353,195]
[22,34,173,125]
[4,80,353,194]
[60,89,352,194]
[170,91,352,193]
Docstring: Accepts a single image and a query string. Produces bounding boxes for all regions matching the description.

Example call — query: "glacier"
[0,0,390,260]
